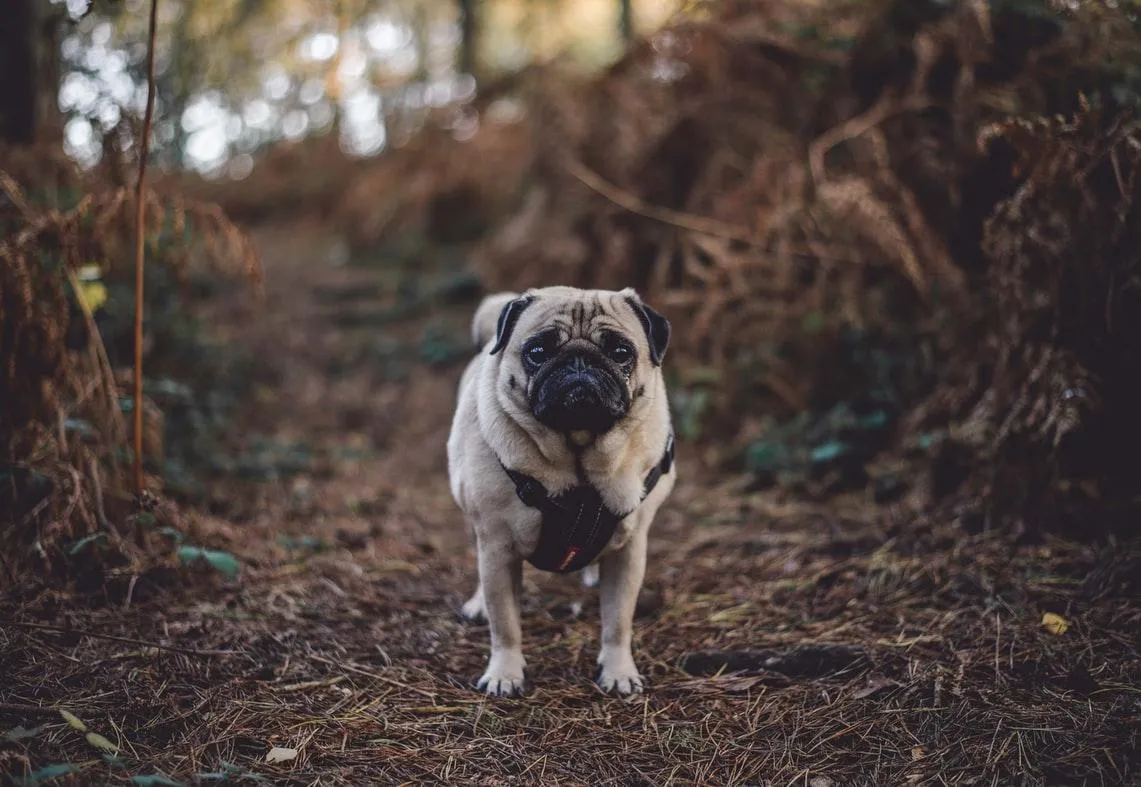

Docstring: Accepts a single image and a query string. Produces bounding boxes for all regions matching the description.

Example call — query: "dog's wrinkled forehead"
[520,290,640,344]
[489,286,671,365]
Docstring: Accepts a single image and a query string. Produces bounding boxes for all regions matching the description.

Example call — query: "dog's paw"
[476,652,526,697]
[580,563,599,588]
[460,590,487,623]
[597,665,644,696]
[596,650,644,696]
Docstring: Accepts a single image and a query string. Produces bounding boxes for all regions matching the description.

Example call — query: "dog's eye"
[524,343,549,365]
[606,340,634,364]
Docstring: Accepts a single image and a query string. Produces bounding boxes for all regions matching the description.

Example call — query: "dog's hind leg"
[461,521,488,622]
[580,562,599,588]
[461,585,487,622]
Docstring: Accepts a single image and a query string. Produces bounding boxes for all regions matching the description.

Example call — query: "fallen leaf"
[58,710,87,732]
[709,603,752,623]
[1041,612,1069,635]
[86,731,119,753]
[375,559,420,574]
[266,746,297,764]
[77,281,109,313]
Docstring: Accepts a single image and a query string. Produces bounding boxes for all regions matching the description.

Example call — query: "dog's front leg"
[597,525,648,695]
[475,536,526,696]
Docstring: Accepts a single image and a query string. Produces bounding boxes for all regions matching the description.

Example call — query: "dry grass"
[0,150,262,580]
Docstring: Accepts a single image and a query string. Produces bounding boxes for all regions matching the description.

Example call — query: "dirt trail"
[1,224,1138,785]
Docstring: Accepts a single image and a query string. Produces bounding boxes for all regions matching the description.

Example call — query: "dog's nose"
[569,355,588,372]
[562,383,600,408]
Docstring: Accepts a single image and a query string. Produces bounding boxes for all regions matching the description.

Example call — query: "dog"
[447,286,676,696]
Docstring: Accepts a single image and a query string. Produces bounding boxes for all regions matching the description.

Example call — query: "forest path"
[1,223,1135,785]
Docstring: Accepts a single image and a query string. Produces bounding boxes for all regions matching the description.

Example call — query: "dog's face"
[488,287,670,437]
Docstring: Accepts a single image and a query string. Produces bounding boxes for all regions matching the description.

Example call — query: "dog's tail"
[471,291,520,350]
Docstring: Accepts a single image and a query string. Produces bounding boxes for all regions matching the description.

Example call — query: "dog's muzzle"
[530,351,629,434]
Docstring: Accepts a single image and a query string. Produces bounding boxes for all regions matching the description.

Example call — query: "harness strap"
[500,434,675,574]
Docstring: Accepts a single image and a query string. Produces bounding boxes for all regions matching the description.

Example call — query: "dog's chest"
[504,472,633,573]
[502,433,673,572]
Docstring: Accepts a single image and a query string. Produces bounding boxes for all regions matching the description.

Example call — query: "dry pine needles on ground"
[1,493,1138,785]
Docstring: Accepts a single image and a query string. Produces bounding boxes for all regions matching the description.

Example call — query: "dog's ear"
[624,292,671,366]
[489,295,535,356]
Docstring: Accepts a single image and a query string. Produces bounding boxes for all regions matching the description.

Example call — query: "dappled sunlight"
[54,0,682,175]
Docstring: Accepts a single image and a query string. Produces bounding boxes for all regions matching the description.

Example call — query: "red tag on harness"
[557,548,580,572]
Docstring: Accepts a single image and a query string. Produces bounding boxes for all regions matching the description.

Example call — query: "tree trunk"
[619,0,634,43]
[415,3,431,85]
[458,0,478,79]
[0,0,39,144]
[327,0,352,134]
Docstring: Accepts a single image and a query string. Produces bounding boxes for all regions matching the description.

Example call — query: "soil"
[1,223,1139,786]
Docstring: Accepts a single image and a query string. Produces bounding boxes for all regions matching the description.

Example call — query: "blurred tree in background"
[1,0,680,171]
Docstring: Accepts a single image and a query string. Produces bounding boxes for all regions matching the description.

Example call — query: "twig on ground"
[0,620,238,658]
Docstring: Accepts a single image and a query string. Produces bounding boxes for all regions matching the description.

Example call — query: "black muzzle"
[530,350,629,434]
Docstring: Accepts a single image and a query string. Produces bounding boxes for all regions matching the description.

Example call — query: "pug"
[447,286,676,697]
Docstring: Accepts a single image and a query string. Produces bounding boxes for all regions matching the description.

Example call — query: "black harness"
[500,435,675,574]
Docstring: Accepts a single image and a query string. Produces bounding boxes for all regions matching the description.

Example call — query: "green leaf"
[810,440,849,463]
[58,709,87,732]
[18,764,77,786]
[746,441,791,473]
[68,533,107,556]
[917,430,945,450]
[4,724,44,742]
[177,546,240,579]
[130,776,186,786]
[857,410,889,430]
